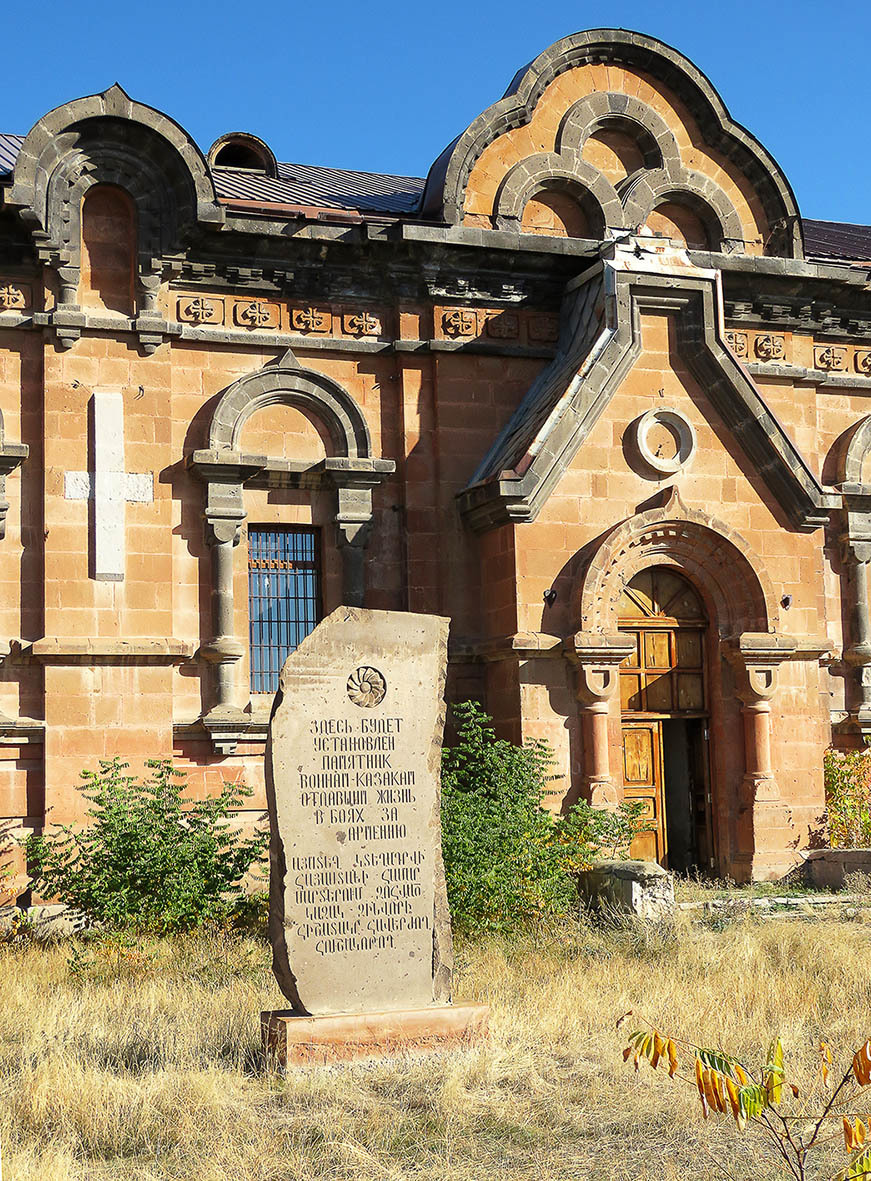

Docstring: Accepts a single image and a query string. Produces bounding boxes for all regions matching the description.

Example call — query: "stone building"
[0,28,868,884]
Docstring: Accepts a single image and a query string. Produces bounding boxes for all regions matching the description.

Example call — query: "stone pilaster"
[724,633,797,878]
[564,632,635,807]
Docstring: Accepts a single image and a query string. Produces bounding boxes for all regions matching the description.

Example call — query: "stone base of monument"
[262,1003,490,1067]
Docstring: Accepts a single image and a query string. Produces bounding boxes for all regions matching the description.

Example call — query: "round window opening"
[632,407,696,475]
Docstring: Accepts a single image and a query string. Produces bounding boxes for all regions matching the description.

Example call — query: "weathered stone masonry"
[1,29,871,882]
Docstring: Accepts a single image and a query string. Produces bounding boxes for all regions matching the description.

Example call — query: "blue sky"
[4,0,870,222]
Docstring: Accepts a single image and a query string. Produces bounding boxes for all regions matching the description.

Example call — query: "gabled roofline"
[458,251,838,532]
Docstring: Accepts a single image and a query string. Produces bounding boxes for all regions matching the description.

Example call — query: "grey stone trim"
[6,83,222,238]
[841,417,871,486]
[747,363,871,390]
[421,29,803,258]
[458,260,837,532]
[556,92,681,172]
[494,154,624,235]
[207,357,373,457]
[208,132,278,178]
[621,169,744,250]
[0,409,29,541]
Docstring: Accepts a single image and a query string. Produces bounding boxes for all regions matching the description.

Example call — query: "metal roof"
[213,160,425,214]
[803,218,871,263]
[0,133,24,176]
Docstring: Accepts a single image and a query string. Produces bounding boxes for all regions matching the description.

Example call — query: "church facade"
[1,29,868,885]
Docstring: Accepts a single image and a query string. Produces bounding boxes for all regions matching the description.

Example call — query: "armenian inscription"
[267,607,452,1016]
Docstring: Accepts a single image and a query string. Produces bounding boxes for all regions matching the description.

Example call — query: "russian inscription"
[267,607,452,1015]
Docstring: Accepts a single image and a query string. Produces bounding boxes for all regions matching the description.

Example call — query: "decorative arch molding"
[187,353,395,750]
[568,491,804,868]
[207,364,373,458]
[7,84,221,239]
[622,169,744,249]
[495,155,622,234]
[556,92,680,173]
[422,29,803,258]
[841,415,871,488]
[5,84,223,350]
[576,489,777,636]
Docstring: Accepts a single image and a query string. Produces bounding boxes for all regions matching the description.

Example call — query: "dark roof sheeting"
[803,219,871,263]
[0,134,24,176]
[213,162,425,214]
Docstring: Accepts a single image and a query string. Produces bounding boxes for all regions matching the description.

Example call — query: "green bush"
[824,746,871,847]
[25,759,267,933]
[440,701,649,934]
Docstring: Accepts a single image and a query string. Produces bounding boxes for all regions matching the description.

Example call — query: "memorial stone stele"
[264,607,469,1050]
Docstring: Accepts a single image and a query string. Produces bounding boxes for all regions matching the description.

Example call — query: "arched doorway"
[617,566,714,872]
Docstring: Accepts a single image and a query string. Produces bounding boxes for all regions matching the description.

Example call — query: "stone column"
[841,527,871,733]
[202,513,246,721]
[565,632,635,807]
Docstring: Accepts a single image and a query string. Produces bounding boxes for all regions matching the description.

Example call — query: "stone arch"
[841,415,871,486]
[495,154,621,233]
[558,93,681,176]
[422,29,802,257]
[622,169,745,249]
[5,84,222,270]
[577,493,777,636]
[207,363,373,459]
[208,132,278,177]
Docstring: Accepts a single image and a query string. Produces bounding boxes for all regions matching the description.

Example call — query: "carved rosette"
[347,666,387,708]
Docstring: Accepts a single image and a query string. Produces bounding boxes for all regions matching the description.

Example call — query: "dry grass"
[3,913,871,1180]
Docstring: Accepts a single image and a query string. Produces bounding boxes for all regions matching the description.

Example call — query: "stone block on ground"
[802,848,871,890]
[578,858,675,921]
[263,1004,489,1067]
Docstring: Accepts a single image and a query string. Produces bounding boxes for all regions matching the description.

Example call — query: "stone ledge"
[262,1004,490,1067]
[30,638,194,664]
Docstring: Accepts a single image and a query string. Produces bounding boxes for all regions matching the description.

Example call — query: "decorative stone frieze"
[178,296,224,325]
[0,284,31,311]
[753,333,786,361]
[233,300,279,329]
[291,306,331,334]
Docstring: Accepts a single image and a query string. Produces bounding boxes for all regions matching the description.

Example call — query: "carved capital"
[204,511,244,547]
[565,631,634,709]
[722,633,796,705]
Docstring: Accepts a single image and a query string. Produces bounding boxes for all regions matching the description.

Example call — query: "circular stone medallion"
[347,666,387,708]
[632,407,696,475]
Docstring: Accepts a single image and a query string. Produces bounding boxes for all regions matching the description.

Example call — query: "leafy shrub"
[824,746,871,848]
[440,701,650,934]
[25,759,267,933]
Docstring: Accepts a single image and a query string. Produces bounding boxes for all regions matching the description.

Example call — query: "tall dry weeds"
[2,912,870,1179]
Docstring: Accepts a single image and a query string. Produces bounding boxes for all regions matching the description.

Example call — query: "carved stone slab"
[266,607,452,1016]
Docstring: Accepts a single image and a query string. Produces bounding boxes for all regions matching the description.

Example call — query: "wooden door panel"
[622,721,665,864]
[623,726,653,783]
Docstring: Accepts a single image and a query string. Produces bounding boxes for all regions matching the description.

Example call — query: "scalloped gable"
[422,29,802,259]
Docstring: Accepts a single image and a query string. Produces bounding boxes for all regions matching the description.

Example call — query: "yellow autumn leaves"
[622,1029,678,1077]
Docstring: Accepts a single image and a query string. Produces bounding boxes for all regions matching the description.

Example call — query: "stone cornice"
[29,638,194,664]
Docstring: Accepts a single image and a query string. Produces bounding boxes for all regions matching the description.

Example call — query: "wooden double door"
[617,568,714,872]
[621,718,712,870]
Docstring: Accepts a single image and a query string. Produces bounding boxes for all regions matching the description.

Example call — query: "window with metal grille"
[248,527,321,693]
